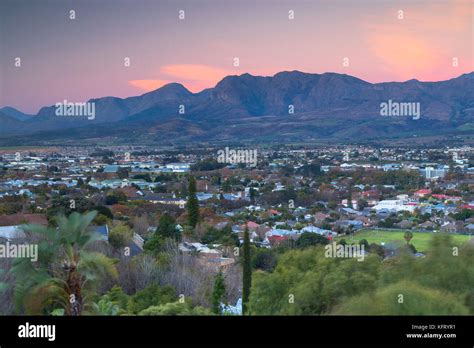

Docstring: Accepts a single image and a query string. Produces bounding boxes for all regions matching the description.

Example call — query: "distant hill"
[0,107,34,121]
[1,71,473,145]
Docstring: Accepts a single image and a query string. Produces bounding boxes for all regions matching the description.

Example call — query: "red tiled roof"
[432,194,461,200]
[246,221,260,228]
[0,214,48,226]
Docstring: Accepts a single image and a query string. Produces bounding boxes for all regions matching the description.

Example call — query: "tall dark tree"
[346,187,353,208]
[187,176,200,228]
[222,179,231,193]
[157,213,179,240]
[242,225,252,315]
[249,187,256,204]
[211,272,226,315]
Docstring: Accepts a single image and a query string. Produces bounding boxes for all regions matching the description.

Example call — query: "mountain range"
[1,71,473,146]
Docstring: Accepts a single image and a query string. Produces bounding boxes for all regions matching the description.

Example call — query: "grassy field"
[336,229,472,252]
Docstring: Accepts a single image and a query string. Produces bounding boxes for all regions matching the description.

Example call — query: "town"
[0,144,472,315]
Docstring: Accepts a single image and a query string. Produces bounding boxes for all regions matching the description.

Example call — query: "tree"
[108,223,133,249]
[157,214,179,240]
[91,298,120,315]
[333,281,469,315]
[13,211,118,315]
[222,179,232,193]
[252,248,277,272]
[201,225,238,246]
[249,187,256,204]
[127,284,177,314]
[117,167,129,179]
[357,199,368,211]
[359,239,369,250]
[138,301,212,315]
[105,191,127,205]
[144,214,180,255]
[187,176,200,228]
[404,231,413,245]
[295,232,329,249]
[211,272,226,314]
[242,225,252,315]
[346,188,353,208]
[94,205,113,219]
[248,247,381,315]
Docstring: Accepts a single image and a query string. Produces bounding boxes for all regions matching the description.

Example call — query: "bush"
[139,301,212,315]
[128,284,177,314]
[108,223,133,249]
[333,281,469,315]
[295,232,329,249]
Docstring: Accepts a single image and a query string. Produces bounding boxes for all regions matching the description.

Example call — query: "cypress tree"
[211,271,226,315]
[187,176,199,228]
[242,224,252,315]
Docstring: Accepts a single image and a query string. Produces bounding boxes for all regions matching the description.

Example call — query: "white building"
[373,200,416,213]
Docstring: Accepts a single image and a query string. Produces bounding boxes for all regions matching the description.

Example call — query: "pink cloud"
[363,0,472,82]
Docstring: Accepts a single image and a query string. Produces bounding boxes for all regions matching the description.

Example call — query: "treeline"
[248,234,474,315]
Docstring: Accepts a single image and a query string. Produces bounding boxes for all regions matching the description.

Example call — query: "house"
[164,163,190,173]
[178,242,235,272]
[117,186,144,199]
[301,225,335,236]
[268,209,281,217]
[267,234,290,246]
[243,221,260,230]
[414,189,432,198]
[314,212,329,223]
[0,225,26,240]
[94,225,109,241]
[266,229,296,238]
[419,221,436,230]
[465,224,474,233]
[335,220,364,230]
[196,193,214,201]
[373,200,416,213]
[440,221,463,233]
[130,193,186,206]
[340,207,361,215]
[362,190,380,199]
[103,164,119,173]
[395,220,413,229]
[0,213,47,226]
[432,194,462,202]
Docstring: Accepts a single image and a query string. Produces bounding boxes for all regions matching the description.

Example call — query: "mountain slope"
[1,71,473,145]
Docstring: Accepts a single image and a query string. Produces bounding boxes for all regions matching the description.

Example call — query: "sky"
[0,0,473,114]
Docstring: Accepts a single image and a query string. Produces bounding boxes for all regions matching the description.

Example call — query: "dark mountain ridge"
[1,71,473,145]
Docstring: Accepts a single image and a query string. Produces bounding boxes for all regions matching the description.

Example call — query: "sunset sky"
[1,0,472,114]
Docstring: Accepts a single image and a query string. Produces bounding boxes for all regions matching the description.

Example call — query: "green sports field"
[337,229,472,252]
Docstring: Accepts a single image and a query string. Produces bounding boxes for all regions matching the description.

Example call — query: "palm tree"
[12,211,118,315]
